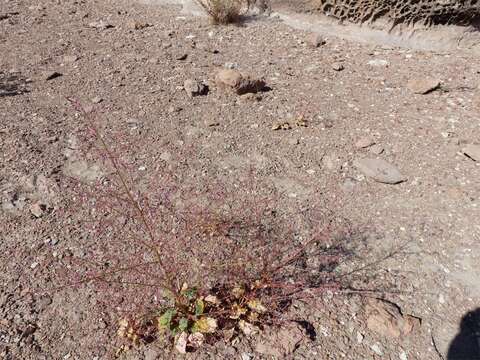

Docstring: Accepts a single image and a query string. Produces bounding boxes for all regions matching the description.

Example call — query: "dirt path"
[1,0,479,359]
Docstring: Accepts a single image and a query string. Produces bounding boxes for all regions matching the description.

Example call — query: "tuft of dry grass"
[195,0,251,24]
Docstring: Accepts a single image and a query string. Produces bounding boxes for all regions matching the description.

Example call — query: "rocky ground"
[1,0,480,359]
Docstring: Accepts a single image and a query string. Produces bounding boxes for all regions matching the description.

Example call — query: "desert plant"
[195,0,251,24]
[60,99,357,354]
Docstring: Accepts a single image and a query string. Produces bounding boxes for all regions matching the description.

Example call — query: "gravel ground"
[1,0,479,359]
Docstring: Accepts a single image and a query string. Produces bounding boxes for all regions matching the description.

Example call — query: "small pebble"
[369,144,384,155]
[332,62,344,71]
[355,136,375,149]
[370,343,383,356]
[356,332,364,344]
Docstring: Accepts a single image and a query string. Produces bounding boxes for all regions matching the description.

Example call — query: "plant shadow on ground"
[447,308,480,360]
[0,72,29,97]
[53,100,410,355]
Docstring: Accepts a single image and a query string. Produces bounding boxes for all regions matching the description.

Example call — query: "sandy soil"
[1,0,479,359]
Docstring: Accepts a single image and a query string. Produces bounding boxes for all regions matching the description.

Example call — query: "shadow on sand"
[447,308,480,360]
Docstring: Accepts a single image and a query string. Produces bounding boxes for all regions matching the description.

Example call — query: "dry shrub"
[195,0,250,24]
[59,99,359,354]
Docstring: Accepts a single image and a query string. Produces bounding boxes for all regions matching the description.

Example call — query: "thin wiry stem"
[67,98,179,298]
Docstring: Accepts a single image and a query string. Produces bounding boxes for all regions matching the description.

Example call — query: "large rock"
[215,69,265,95]
[354,158,406,184]
[365,298,421,338]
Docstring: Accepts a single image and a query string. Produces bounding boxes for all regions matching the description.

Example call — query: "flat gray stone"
[354,158,406,184]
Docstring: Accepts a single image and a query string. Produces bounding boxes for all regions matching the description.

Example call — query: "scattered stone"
[44,71,62,81]
[187,332,204,349]
[356,332,364,344]
[289,137,300,146]
[322,154,342,172]
[239,93,262,103]
[241,353,253,360]
[167,105,182,114]
[306,33,325,48]
[238,320,259,336]
[368,59,389,67]
[224,62,238,69]
[223,328,235,342]
[88,20,114,30]
[63,159,103,183]
[36,295,52,311]
[399,350,408,360]
[91,96,103,104]
[205,120,220,127]
[462,144,480,161]
[30,203,45,218]
[438,294,446,304]
[365,298,421,338]
[175,53,188,61]
[159,151,172,162]
[473,92,480,110]
[255,323,306,358]
[215,69,265,95]
[341,178,357,192]
[354,158,406,184]
[370,343,383,356]
[369,144,384,155]
[183,79,208,98]
[407,77,441,94]
[332,62,344,71]
[63,55,79,63]
[126,20,150,30]
[174,332,187,354]
[355,136,375,149]
[295,115,308,127]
